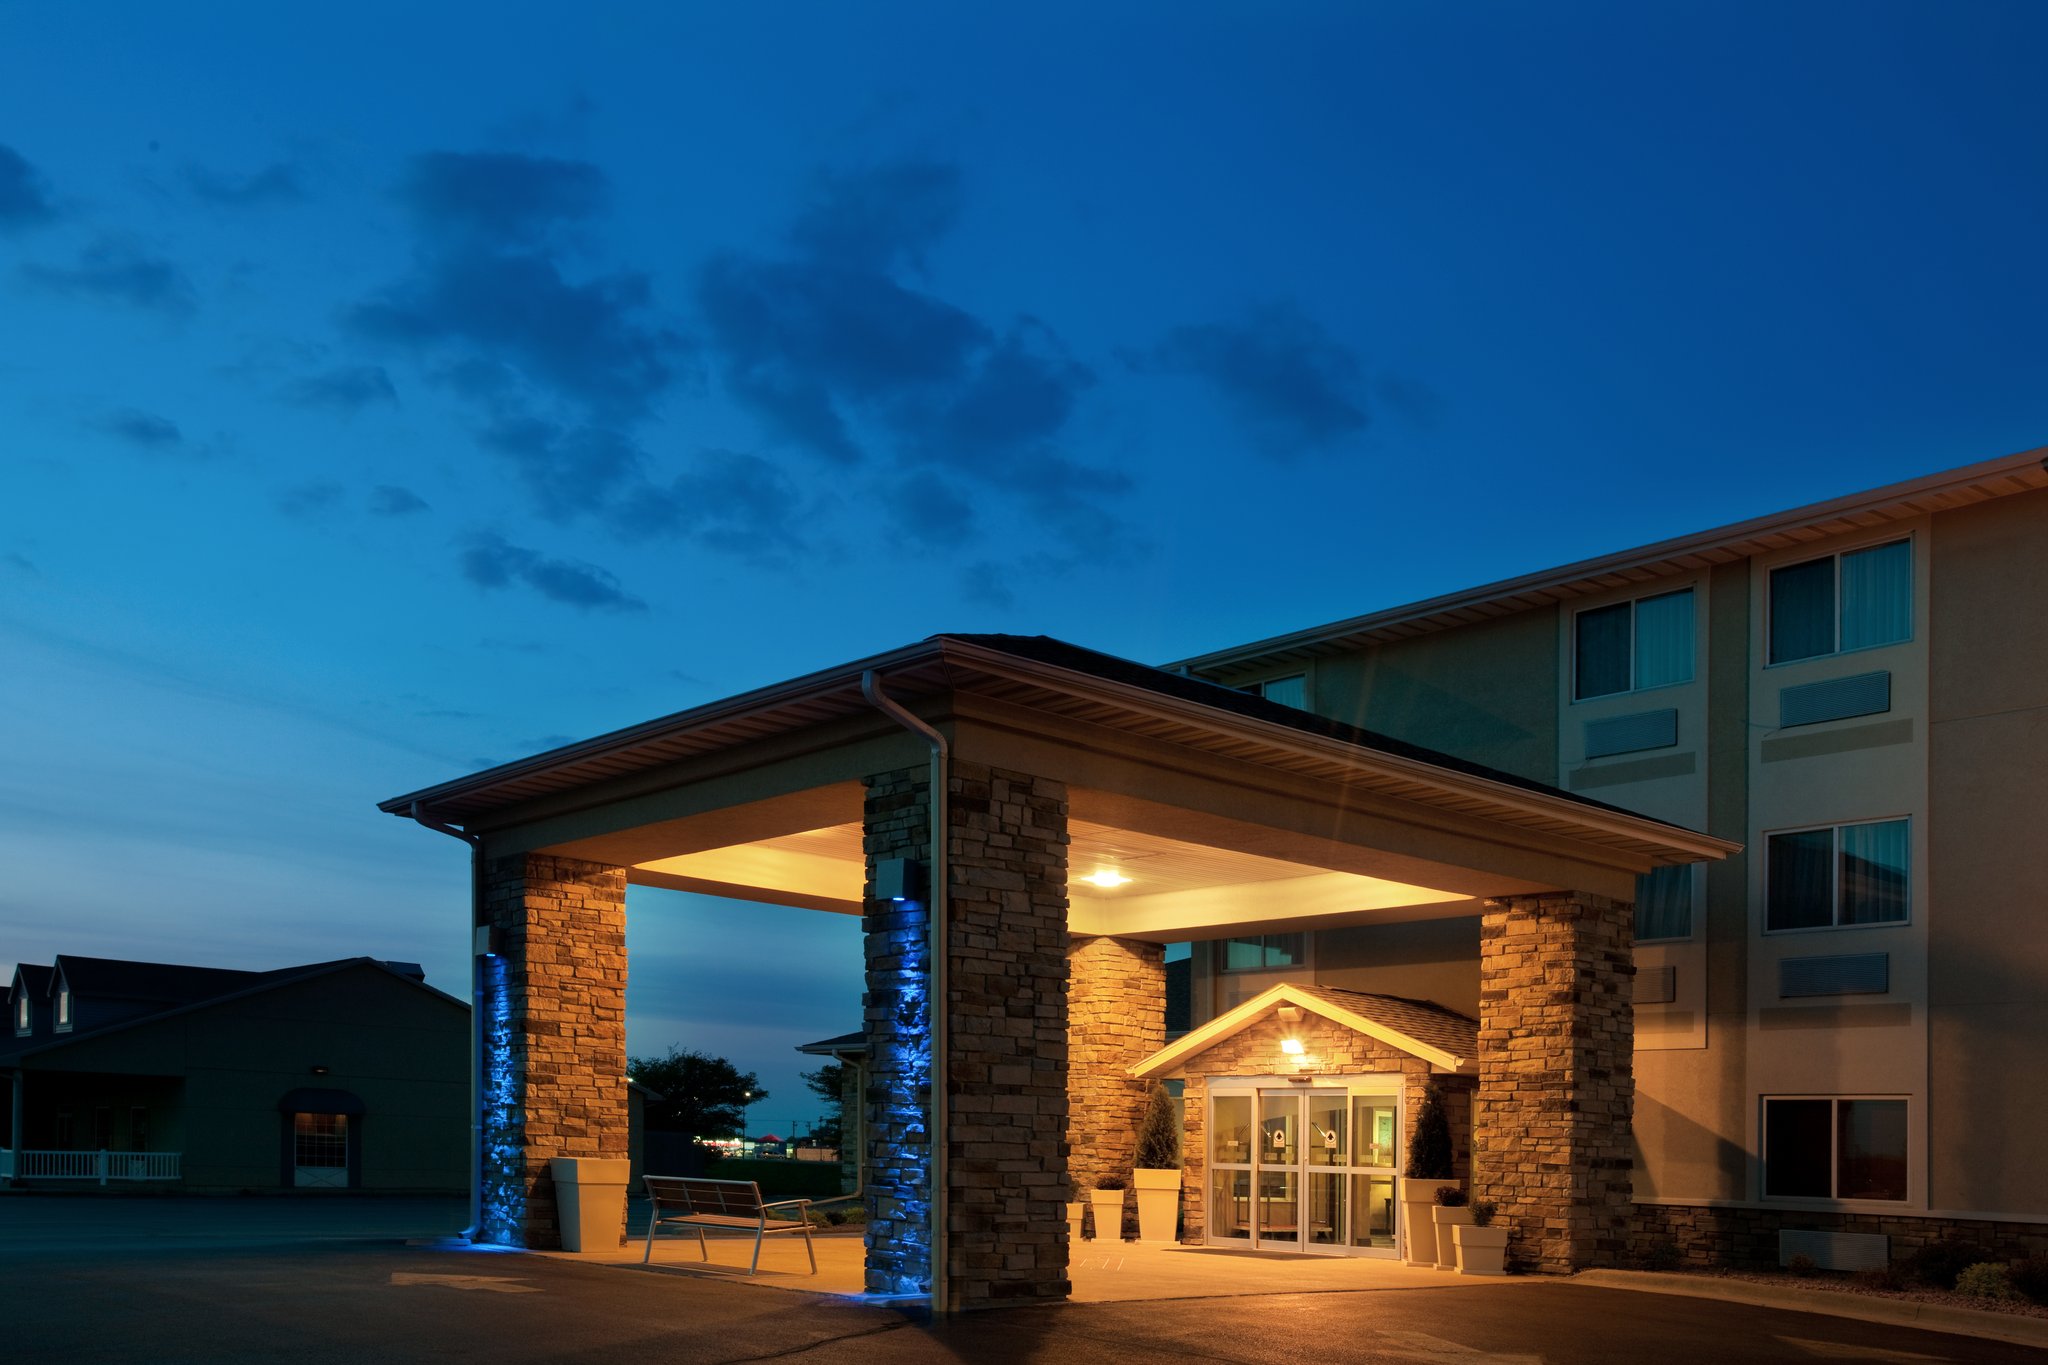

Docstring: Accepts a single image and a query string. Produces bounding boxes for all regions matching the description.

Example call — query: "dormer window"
[12,992,26,1034]
[56,986,71,1031]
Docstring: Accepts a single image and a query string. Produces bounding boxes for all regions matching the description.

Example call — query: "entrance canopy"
[382,633,1733,940]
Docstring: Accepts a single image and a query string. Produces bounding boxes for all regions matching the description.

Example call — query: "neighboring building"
[379,444,2046,1306]
[1167,445,2048,1263]
[2,955,469,1193]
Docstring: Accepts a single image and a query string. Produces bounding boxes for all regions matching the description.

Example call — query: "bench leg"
[750,1223,765,1275]
[801,1223,817,1274]
[698,1227,709,1262]
[642,1224,656,1264]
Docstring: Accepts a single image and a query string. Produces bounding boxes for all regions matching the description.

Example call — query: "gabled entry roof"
[1131,982,1479,1078]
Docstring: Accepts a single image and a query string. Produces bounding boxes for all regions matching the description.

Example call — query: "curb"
[1571,1269,2048,1351]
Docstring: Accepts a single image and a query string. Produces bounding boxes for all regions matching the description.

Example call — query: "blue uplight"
[477,951,526,1247]
[865,899,932,1296]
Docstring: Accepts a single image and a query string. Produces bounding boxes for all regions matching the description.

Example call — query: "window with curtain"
[1766,818,1908,931]
[1635,864,1694,941]
[1764,1096,1907,1201]
[1574,587,1695,700]
[1769,539,1912,664]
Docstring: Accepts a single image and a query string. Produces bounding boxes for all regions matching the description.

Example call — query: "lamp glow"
[1280,1038,1305,1055]
[1081,869,1131,888]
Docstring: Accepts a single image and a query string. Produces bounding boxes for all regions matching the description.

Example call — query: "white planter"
[1432,1205,1473,1270]
[1397,1178,1459,1266]
[1132,1168,1180,1243]
[1453,1222,1508,1276]
[1088,1188,1126,1241]
[548,1156,631,1253]
[1066,1201,1086,1245]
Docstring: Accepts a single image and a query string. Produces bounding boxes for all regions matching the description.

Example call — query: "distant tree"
[802,1061,847,1148]
[628,1047,765,1137]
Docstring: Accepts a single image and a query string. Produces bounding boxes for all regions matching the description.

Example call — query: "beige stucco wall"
[1927,487,2048,1216]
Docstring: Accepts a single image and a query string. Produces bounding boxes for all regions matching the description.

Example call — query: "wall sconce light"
[1280,1038,1305,1056]
[310,1065,330,1076]
[875,857,927,902]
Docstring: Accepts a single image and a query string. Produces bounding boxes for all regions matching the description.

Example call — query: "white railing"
[6,1150,181,1182]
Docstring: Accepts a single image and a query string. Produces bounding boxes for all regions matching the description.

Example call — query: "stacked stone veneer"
[1631,1202,2048,1270]
[479,853,629,1249]
[1177,1010,1474,1246]
[1068,935,1165,1237]
[1474,891,1634,1274]
[862,762,1072,1309]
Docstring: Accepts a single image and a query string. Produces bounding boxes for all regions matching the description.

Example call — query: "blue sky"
[5,2,2045,1126]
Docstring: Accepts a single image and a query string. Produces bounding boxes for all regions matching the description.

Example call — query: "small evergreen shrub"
[1637,1239,1682,1272]
[1435,1186,1468,1208]
[1853,1264,1906,1291]
[1404,1081,1454,1180]
[1134,1083,1181,1169]
[1469,1201,1497,1228]
[1785,1253,1818,1277]
[1907,1238,1993,1291]
[1956,1262,2021,1302]
[2008,1254,2048,1305]
[1096,1174,1128,1191]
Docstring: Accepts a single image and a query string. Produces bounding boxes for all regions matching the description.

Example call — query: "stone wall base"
[1632,1202,2048,1269]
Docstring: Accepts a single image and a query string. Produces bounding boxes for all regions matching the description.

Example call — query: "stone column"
[1473,890,1635,1274]
[861,762,1073,1309]
[478,853,629,1250]
[1066,935,1165,1237]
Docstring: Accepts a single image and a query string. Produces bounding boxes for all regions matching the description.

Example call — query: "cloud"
[368,485,430,517]
[1140,302,1371,458]
[282,365,397,413]
[185,161,304,206]
[94,408,186,451]
[458,532,645,612]
[477,416,643,521]
[0,144,55,229]
[694,159,1117,549]
[622,450,802,559]
[4,552,38,576]
[276,483,345,520]
[398,151,606,250]
[960,561,1013,610]
[22,239,196,315]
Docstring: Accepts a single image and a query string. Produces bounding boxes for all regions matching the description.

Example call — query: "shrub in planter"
[1405,1081,1454,1181]
[1088,1174,1129,1242]
[1434,1187,1468,1208]
[1468,1201,1497,1227]
[1131,1084,1183,1243]
[1956,1262,2022,1302]
[1451,1201,1507,1276]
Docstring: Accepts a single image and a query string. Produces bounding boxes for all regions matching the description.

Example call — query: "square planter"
[1432,1205,1473,1270]
[1087,1188,1126,1241]
[1398,1178,1459,1266]
[1067,1201,1086,1246]
[1453,1222,1509,1276]
[1132,1168,1180,1243]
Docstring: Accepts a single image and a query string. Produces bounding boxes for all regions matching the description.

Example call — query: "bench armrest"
[761,1198,812,1214]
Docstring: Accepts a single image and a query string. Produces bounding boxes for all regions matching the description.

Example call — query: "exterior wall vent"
[1584,708,1678,760]
[1779,671,1891,728]
[1780,1229,1889,1272]
[1780,953,1889,998]
[1635,965,1677,1005]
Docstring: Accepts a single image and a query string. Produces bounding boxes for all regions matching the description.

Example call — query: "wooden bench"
[640,1175,817,1274]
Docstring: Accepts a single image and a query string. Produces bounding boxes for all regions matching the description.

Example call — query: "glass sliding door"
[1205,1078,1402,1257]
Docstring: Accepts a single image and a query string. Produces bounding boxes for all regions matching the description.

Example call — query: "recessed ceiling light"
[1081,869,1131,888]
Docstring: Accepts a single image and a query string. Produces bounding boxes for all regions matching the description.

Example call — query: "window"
[55,986,71,1030]
[1223,934,1307,971]
[1769,540,1911,664]
[1241,674,1308,710]
[1766,819,1908,931]
[1574,588,1694,700]
[1635,864,1694,942]
[12,992,26,1034]
[1764,1097,1907,1201]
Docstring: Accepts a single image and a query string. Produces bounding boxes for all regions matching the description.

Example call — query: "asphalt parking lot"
[3,1195,2039,1364]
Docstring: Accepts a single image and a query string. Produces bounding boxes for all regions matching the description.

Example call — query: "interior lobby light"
[1081,868,1131,889]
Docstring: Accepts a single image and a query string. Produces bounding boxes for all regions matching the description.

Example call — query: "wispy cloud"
[23,239,196,316]
[0,144,55,229]
[4,552,39,576]
[622,450,801,561]
[185,161,305,206]
[1137,302,1372,458]
[282,365,397,413]
[276,483,345,520]
[458,532,645,612]
[368,485,430,517]
[93,408,186,452]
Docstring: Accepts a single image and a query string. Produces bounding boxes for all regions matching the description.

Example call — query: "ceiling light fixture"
[1081,868,1131,889]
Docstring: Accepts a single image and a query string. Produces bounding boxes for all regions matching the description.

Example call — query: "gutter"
[859,670,950,1314]
[409,801,486,1243]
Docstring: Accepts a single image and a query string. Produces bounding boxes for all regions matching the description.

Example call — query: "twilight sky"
[5,2,2046,1129]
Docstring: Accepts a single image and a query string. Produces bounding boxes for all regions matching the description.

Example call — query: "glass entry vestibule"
[1208,1077,1402,1255]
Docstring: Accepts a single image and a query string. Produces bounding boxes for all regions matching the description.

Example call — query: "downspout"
[411,801,486,1242]
[859,670,949,1314]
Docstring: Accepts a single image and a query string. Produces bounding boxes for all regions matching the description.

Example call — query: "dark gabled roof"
[11,963,53,998]
[1289,985,1478,1063]
[52,955,267,1004]
[795,1030,865,1057]
[0,957,465,1066]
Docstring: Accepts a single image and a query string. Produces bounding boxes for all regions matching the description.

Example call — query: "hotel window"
[1574,588,1694,700]
[1768,539,1911,664]
[1766,818,1908,932]
[56,986,71,1030]
[1635,864,1694,942]
[1222,933,1307,971]
[1241,674,1308,710]
[1763,1097,1908,1201]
